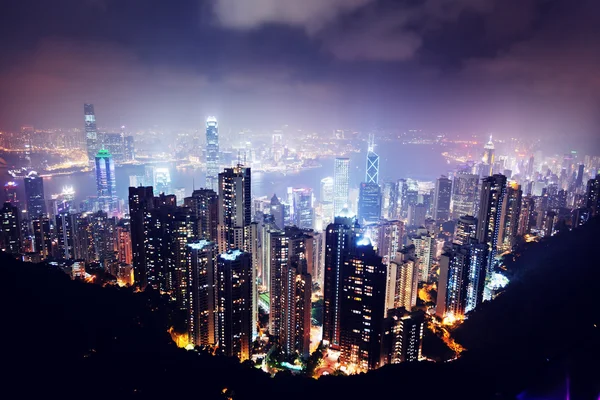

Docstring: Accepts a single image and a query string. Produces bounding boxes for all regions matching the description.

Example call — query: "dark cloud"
[0,0,598,150]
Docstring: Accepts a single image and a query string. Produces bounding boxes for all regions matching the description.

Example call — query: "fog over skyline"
[1,0,599,151]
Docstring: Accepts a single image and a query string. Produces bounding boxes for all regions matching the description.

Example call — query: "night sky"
[0,0,599,150]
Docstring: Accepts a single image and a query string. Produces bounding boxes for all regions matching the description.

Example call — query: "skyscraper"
[451,172,479,219]
[586,174,600,216]
[454,215,477,245]
[205,116,219,192]
[216,249,252,361]
[217,166,251,254]
[0,202,22,255]
[498,182,522,252]
[376,219,404,264]
[385,248,418,314]
[184,189,218,241]
[339,237,387,372]
[4,181,18,205]
[365,134,379,184]
[358,182,382,225]
[292,188,314,229]
[320,177,335,226]
[437,242,487,318]
[268,230,289,337]
[187,240,217,347]
[381,309,424,366]
[433,176,452,222]
[482,135,495,177]
[322,209,358,349]
[24,171,45,217]
[269,194,285,230]
[84,104,99,161]
[476,174,507,277]
[32,216,52,260]
[128,186,155,289]
[381,181,398,220]
[95,149,118,212]
[410,230,435,283]
[333,158,350,216]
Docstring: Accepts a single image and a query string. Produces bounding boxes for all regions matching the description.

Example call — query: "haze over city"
[0,1,599,400]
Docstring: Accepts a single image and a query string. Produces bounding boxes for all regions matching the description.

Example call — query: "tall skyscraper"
[187,240,217,347]
[24,171,46,217]
[320,177,335,226]
[339,237,387,372]
[217,166,251,254]
[128,186,155,289]
[385,248,418,314]
[482,135,495,177]
[433,176,452,222]
[0,202,22,255]
[376,219,404,264]
[95,149,118,212]
[586,174,600,216]
[408,203,426,227]
[410,230,435,282]
[292,188,314,229]
[358,182,382,225]
[451,172,479,219]
[454,215,477,245]
[32,216,52,260]
[476,174,507,277]
[437,242,487,318]
[268,230,289,337]
[518,196,536,236]
[205,117,219,192]
[322,209,359,349]
[84,104,99,161]
[269,194,285,230]
[4,181,18,205]
[381,309,424,366]
[333,158,350,216]
[216,249,252,361]
[184,189,218,241]
[381,181,398,220]
[498,182,522,252]
[365,134,379,184]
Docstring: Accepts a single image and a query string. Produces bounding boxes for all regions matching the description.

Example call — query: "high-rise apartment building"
[381,309,424,366]
[498,182,522,251]
[339,237,387,372]
[410,230,435,283]
[217,166,251,254]
[24,171,46,217]
[454,215,477,245]
[187,240,217,347]
[205,117,220,192]
[128,186,155,289]
[586,174,600,216]
[451,172,479,219]
[184,189,218,241]
[0,202,22,255]
[333,158,350,216]
[292,188,314,229]
[216,249,252,361]
[385,247,418,314]
[433,176,452,221]
[322,209,359,349]
[476,174,507,276]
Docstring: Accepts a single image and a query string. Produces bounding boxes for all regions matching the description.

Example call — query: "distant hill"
[1,219,599,399]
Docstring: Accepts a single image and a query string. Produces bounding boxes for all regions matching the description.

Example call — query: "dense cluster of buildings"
[1,106,599,374]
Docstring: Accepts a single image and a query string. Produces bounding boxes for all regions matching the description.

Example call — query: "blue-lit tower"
[205,116,219,192]
[95,149,118,212]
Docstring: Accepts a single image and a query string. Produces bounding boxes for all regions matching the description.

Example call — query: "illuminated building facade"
[381,181,398,220]
[269,194,285,230]
[216,249,252,361]
[476,174,507,277]
[184,189,218,241]
[482,135,495,177]
[454,215,477,245]
[365,134,379,184]
[339,237,387,372]
[586,174,600,216]
[84,103,98,161]
[333,158,350,216]
[128,186,155,289]
[32,216,52,260]
[451,172,479,219]
[498,182,522,251]
[268,230,288,337]
[95,149,118,212]
[376,219,404,264]
[205,117,219,192]
[217,166,251,254]
[0,202,22,255]
[187,241,217,347]
[433,176,452,222]
[381,309,424,365]
[320,177,334,226]
[410,230,435,283]
[24,171,46,217]
[323,209,358,349]
[4,182,18,206]
[358,182,382,225]
[292,188,313,229]
[385,247,418,313]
